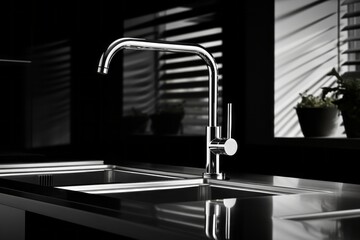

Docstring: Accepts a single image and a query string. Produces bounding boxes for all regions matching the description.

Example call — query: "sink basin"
[58,178,314,204]
[100,183,274,203]
[1,161,319,204]
[0,161,184,186]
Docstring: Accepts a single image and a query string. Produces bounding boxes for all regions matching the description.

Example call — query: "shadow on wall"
[27,40,72,148]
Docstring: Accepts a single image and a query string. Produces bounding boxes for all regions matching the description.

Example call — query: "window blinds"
[123,0,223,135]
[341,0,360,72]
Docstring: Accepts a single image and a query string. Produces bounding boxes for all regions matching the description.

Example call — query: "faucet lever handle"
[222,102,237,156]
[226,103,233,139]
[209,103,238,156]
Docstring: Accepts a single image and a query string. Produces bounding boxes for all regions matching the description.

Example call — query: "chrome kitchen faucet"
[97,38,237,180]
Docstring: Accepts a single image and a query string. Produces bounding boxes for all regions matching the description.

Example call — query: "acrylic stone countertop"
[1,161,360,240]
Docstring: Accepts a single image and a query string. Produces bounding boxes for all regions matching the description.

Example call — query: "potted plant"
[295,91,339,137]
[323,68,360,138]
[150,101,185,135]
[122,108,149,134]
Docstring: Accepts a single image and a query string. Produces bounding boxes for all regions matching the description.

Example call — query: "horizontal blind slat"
[342,0,360,5]
[162,33,223,47]
[159,46,222,61]
[159,80,208,90]
[163,21,221,38]
[124,5,219,32]
[161,91,213,99]
[159,69,223,80]
[160,57,223,71]
[342,60,360,65]
[342,11,360,18]
[343,48,360,53]
[342,36,360,42]
[342,24,360,31]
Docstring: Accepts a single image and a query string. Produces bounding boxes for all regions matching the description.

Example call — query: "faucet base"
[202,172,225,180]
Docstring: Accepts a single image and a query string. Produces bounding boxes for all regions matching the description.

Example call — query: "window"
[274,0,353,137]
[123,0,223,135]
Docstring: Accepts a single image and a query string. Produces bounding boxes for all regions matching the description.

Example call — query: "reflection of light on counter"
[273,216,342,240]
[273,194,339,219]
[155,203,205,235]
[272,184,342,240]
[0,58,31,64]
[274,176,344,193]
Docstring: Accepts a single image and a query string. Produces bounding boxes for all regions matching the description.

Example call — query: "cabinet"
[0,204,135,240]
[0,204,25,240]
[0,2,31,152]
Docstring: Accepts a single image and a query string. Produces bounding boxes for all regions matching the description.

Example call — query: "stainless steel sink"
[0,161,320,204]
[98,183,274,203]
[58,178,316,204]
[0,161,185,186]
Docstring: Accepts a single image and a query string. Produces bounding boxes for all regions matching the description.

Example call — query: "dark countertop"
[1,161,360,240]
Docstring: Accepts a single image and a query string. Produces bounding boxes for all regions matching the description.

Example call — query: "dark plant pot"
[296,107,339,137]
[150,113,184,135]
[122,115,149,134]
[341,110,360,138]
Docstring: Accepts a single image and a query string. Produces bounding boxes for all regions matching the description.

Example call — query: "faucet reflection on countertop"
[205,199,237,240]
[97,38,237,180]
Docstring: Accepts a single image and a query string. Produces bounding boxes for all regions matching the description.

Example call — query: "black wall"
[0,1,124,159]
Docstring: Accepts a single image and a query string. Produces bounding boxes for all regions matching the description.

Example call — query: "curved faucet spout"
[97,37,218,127]
[97,37,237,180]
